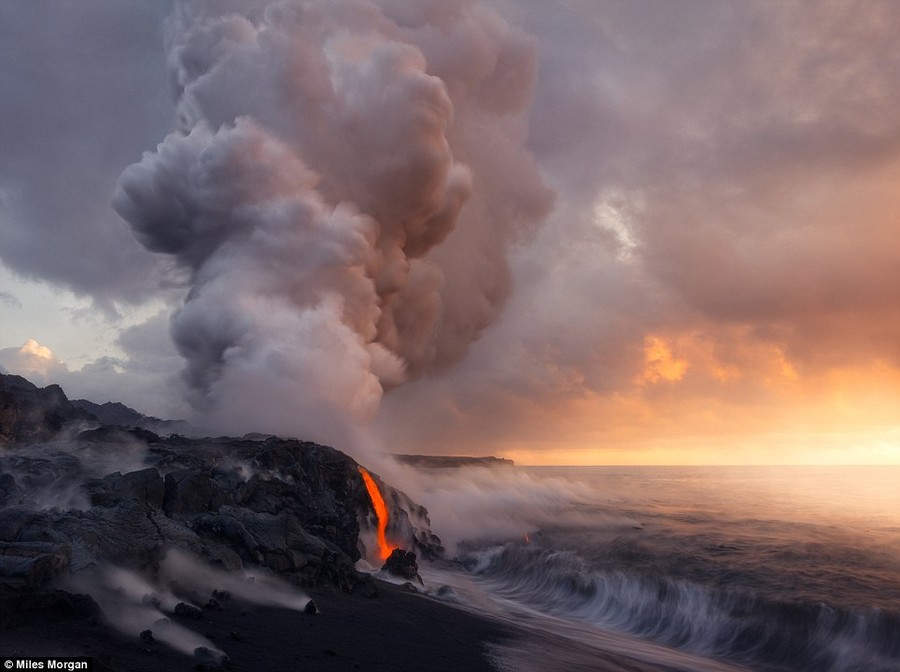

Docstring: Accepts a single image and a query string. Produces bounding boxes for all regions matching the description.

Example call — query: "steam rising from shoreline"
[64,550,312,658]
[114,0,552,442]
[158,548,312,612]
[379,461,627,553]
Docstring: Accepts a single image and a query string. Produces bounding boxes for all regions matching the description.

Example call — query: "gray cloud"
[4,1,900,461]
[377,0,900,456]
[0,313,186,421]
[0,291,21,308]
[0,0,174,307]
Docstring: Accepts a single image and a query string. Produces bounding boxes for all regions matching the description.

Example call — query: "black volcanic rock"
[0,374,96,445]
[0,586,100,628]
[0,541,72,588]
[174,602,204,619]
[0,472,19,506]
[71,399,145,426]
[71,398,191,436]
[163,469,226,515]
[382,548,420,582]
[76,425,161,445]
[0,375,444,605]
[88,467,165,508]
[0,437,370,588]
[379,483,445,561]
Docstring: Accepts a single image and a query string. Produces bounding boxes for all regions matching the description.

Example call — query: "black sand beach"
[0,578,710,672]
[0,581,516,672]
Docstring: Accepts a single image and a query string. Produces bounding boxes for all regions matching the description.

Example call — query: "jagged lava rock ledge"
[0,373,443,610]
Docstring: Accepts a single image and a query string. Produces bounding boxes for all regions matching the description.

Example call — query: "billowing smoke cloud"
[6,0,900,465]
[113,0,552,441]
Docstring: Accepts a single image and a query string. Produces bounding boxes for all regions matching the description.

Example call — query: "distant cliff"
[394,454,515,468]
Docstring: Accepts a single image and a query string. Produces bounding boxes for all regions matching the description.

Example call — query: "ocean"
[411,465,900,672]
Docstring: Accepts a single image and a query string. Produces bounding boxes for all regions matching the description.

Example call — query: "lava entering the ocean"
[358,466,398,561]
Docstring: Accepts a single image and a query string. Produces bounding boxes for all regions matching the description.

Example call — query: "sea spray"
[378,459,609,553]
[441,466,900,672]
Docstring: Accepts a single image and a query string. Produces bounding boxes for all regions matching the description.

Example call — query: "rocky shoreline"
[0,373,694,672]
[0,373,460,668]
[0,372,442,587]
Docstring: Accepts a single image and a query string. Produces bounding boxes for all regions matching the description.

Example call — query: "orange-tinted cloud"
[5,1,900,466]
[640,336,688,384]
[373,2,900,465]
[0,339,65,382]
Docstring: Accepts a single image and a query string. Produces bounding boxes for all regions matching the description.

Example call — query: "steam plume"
[114,0,552,441]
[379,460,628,553]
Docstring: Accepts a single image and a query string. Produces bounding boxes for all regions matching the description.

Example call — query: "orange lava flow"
[358,466,397,561]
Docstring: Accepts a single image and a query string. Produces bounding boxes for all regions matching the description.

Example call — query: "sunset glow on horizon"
[502,431,900,467]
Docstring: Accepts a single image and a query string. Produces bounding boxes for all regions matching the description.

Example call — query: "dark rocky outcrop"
[0,541,72,588]
[0,374,443,601]
[88,467,165,508]
[0,436,372,590]
[0,585,100,628]
[381,483,445,561]
[382,548,421,583]
[0,374,96,444]
[71,398,192,436]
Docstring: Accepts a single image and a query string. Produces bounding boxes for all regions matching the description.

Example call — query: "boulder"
[174,602,204,619]
[382,548,421,583]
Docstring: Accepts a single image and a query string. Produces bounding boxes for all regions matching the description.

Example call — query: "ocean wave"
[462,541,900,672]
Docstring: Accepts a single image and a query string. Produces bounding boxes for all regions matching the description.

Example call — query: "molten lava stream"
[358,466,398,561]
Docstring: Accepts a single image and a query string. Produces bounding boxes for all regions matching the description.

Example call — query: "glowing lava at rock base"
[358,466,398,561]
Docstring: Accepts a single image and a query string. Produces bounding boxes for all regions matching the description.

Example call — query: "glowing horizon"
[493,440,900,467]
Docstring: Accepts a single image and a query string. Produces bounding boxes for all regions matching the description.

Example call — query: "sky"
[1,0,899,465]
